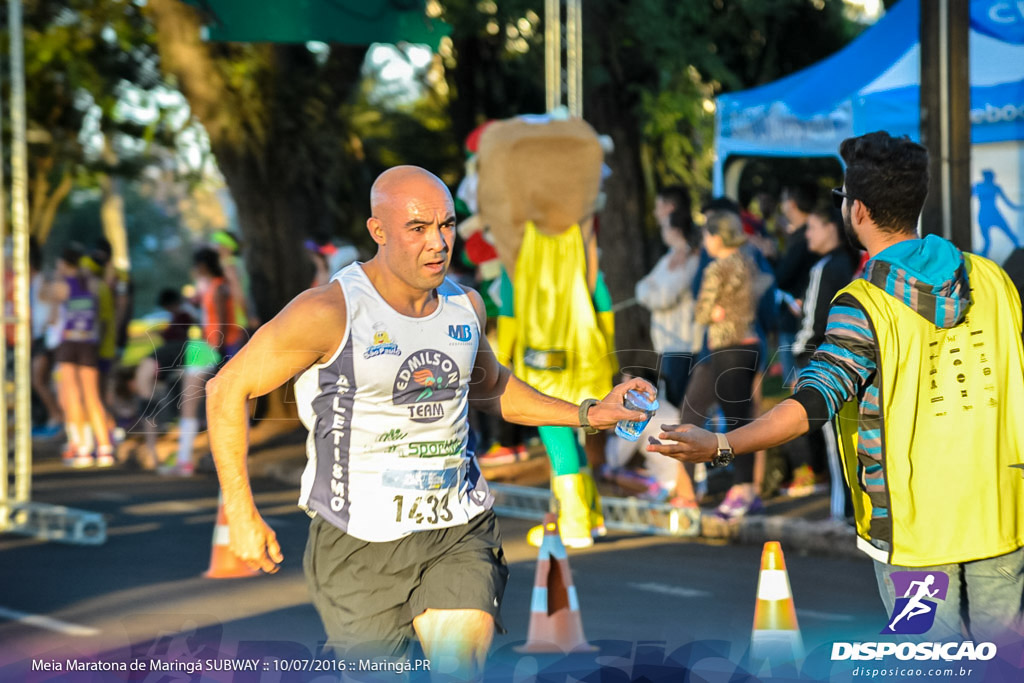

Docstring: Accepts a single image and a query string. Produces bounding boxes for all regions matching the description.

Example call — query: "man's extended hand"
[227,508,284,574]
[586,377,658,430]
[645,423,718,463]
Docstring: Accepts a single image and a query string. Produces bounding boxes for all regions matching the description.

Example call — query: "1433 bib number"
[393,492,454,525]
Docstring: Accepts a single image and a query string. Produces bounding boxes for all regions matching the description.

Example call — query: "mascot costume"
[464,117,617,548]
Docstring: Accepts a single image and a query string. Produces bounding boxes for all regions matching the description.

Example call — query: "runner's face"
[382,188,456,291]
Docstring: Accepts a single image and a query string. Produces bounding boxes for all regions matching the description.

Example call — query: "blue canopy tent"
[712,0,1024,197]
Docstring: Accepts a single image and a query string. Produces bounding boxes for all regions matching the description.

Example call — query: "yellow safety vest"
[835,253,1024,566]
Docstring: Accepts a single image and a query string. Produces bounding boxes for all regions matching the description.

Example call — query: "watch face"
[712,451,734,468]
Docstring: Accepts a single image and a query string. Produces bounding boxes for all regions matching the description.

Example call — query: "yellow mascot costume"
[474,117,617,547]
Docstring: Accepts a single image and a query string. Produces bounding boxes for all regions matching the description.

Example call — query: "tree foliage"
[29,0,864,358]
[145,0,375,321]
[435,0,862,362]
[5,0,181,242]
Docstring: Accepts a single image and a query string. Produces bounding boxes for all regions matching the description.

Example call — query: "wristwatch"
[711,432,735,468]
[578,398,601,435]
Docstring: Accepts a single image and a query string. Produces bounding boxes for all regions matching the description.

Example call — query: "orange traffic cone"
[203,492,260,579]
[516,513,598,654]
[750,541,804,666]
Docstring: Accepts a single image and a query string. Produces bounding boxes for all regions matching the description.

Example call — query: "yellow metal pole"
[0,3,7,530]
[544,0,561,113]
[9,0,32,504]
[566,0,582,118]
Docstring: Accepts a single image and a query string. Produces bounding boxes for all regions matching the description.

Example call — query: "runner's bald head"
[370,166,452,219]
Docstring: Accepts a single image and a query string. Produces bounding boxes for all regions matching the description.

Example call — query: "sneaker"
[782,464,825,497]
[158,457,194,477]
[32,423,64,439]
[715,489,765,520]
[95,450,116,467]
[61,446,78,467]
[70,453,94,468]
[526,523,595,548]
[156,453,178,475]
[477,444,519,466]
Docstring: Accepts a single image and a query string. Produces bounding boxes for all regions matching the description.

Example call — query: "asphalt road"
[0,462,949,682]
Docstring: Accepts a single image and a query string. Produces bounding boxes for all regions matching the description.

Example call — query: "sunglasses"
[832,188,855,210]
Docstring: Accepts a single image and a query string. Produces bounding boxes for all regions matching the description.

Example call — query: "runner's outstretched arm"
[464,288,653,430]
[205,284,346,573]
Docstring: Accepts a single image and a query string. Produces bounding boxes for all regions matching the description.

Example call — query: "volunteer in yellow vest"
[649,131,1024,644]
[496,221,618,548]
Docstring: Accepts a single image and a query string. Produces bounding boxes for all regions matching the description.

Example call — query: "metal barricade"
[5,501,107,545]
[489,483,699,537]
[1,1,105,546]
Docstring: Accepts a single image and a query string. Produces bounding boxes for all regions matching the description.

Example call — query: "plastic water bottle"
[614,389,659,442]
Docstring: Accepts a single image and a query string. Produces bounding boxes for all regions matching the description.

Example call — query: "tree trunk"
[586,96,657,378]
[99,174,131,272]
[213,147,319,321]
[147,0,369,431]
[30,168,72,243]
[583,4,658,379]
[146,0,368,324]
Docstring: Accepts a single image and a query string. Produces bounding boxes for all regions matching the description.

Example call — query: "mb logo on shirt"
[881,571,950,635]
[447,324,473,343]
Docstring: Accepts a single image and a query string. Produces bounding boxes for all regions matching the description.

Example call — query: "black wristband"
[578,398,601,435]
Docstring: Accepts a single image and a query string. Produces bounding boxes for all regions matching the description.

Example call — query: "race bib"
[375,459,472,534]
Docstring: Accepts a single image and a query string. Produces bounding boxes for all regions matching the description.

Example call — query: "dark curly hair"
[782,182,819,214]
[839,131,929,235]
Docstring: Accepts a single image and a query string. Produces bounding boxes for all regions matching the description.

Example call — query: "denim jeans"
[874,545,1024,644]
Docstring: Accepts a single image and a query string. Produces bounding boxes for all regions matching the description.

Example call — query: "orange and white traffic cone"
[516,513,598,654]
[750,541,804,668]
[203,492,260,579]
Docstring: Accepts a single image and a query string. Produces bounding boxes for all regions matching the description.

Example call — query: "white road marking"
[0,606,99,636]
[628,582,713,599]
[795,609,855,622]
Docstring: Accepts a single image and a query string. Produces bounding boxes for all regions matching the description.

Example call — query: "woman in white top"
[635,185,701,408]
[629,186,703,520]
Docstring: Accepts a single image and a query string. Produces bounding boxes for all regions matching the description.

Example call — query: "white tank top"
[294,263,493,542]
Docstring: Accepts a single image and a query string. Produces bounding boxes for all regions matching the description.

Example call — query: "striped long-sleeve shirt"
[790,236,976,548]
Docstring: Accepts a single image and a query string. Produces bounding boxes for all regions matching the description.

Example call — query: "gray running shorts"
[303,508,508,658]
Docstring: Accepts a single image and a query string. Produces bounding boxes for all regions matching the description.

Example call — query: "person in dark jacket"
[775,183,821,386]
[784,204,859,516]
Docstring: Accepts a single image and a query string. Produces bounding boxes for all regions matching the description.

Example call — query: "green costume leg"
[528,426,601,547]
[538,425,587,475]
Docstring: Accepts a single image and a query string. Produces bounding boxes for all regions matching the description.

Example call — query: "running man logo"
[881,572,950,635]
[392,350,461,423]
